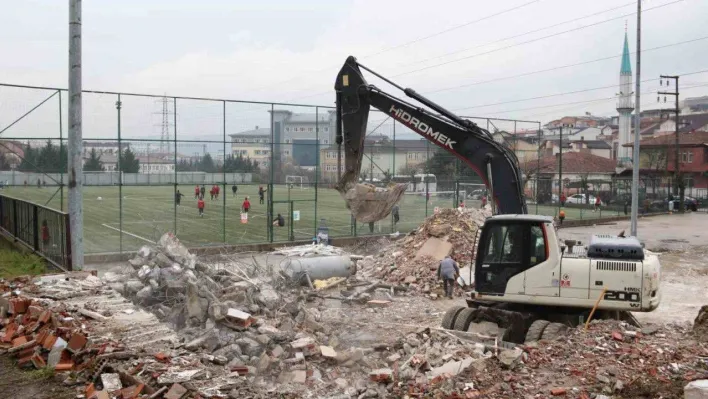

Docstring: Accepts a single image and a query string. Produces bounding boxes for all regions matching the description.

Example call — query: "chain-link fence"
[13,82,669,257]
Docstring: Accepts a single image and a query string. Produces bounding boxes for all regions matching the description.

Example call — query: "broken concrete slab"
[157,369,203,385]
[498,348,524,369]
[415,237,453,261]
[320,345,337,359]
[100,373,122,392]
[685,380,708,399]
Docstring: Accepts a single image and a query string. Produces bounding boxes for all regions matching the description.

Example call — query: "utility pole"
[630,0,641,237]
[558,125,562,214]
[558,123,572,213]
[658,75,684,212]
[68,0,83,270]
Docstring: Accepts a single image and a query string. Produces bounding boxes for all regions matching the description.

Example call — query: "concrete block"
[685,380,708,399]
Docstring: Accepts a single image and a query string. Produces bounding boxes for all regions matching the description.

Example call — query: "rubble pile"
[357,207,491,297]
[0,273,225,398]
[111,232,284,329]
[462,320,708,399]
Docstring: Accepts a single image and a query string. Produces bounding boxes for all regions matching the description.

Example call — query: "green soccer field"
[1,184,622,254]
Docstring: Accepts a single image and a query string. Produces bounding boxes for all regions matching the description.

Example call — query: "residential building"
[82,141,131,156]
[569,139,612,159]
[682,96,708,115]
[83,153,175,173]
[544,115,610,129]
[622,131,708,191]
[318,138,431,181]
[229,109,336,169]
[524,151,618,200]
[229,126,273,169]
[654,113,708,137]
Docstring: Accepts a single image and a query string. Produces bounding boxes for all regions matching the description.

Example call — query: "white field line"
[101,223,157,244]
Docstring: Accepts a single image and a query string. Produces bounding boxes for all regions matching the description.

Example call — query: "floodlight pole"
[68,0,83,270]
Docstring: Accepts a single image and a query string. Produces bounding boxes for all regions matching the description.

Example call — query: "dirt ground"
[6,213,708,397]
[0,356,76,399]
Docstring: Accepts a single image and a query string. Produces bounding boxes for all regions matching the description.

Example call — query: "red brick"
[165,383,188,399]
[612,331,624,342]
[89,391,110,399]
[42,334,57,350]
[1,323,17,342]
[17,354,34,368]
[551,387,567,396]
[28,306,43,317]
[117,384,144,399]
[12,335,27,347]
[31,354,46,369]
[154,352,170,363]
[85,383,96,398]
[67,332,87,353]
[54,360,74,371]
[38,310,51,324]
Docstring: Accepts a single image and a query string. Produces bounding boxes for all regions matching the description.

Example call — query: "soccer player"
[215,185,220,199]
[242,196,251,213]
[175,190,184,206]
[210,186,215,200]
[194,185,200,199]
[258,186,267,205]
[197,197,205,217]
[232,184,238,197]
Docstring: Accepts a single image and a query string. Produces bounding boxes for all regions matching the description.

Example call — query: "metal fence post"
[222,100,226,243]
[116,94,123,255]
[65,213,72,270]
[32,205,39,251]
[58,90,65,211]
[173,97,178,235]
[269,104,274,243]
[314,107,319,238]
[12,199,17,237]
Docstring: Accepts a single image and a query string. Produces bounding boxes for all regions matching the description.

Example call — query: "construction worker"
[437,256,460,299]
[559,209,566,225]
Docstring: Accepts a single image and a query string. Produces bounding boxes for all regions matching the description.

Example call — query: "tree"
[0,153,11,171]
[176,159,193,172]
[84,148,105,172]
[119,148,140,173]
[198,153,217,173]
[18,142,38,172]
[222,155,259,173]
[579,174,590,204]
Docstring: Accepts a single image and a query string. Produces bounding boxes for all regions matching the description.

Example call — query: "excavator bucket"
[336,180,408,223]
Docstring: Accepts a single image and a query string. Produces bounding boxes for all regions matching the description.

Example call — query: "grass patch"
[26,367,55,380]
[0,240,46,278]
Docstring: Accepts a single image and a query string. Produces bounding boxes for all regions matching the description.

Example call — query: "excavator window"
[529,225,547,266]
[482,224,524,264]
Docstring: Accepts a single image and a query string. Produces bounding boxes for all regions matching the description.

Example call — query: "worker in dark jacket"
[437,256,460,299]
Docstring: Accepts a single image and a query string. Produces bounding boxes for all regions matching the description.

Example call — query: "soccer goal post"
[285,175,307,189]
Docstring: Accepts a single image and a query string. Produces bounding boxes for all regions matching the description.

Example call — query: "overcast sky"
[1,0,707,142]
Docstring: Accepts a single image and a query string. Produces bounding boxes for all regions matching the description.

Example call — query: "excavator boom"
[335,56,527,221]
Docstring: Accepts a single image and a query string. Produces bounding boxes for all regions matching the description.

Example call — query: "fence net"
[4,83,701,256]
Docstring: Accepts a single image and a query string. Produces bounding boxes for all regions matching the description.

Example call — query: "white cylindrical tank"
[281,255,356,282]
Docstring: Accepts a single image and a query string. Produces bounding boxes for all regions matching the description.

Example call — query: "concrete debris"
[100,373,122,391]
[356,207,491,296]
[271,243,348,257]
[685,380,708,399]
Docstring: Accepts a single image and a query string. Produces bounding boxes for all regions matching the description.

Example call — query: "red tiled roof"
[523,151,616,174]
[622,131,708,147]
